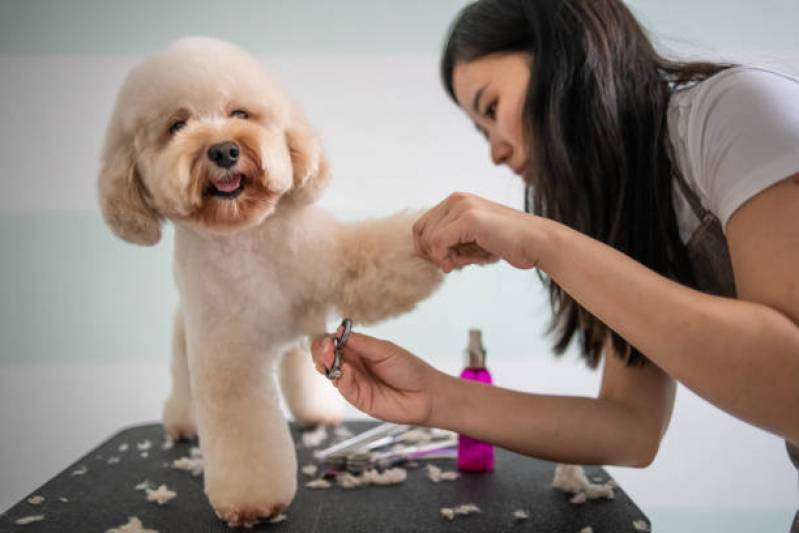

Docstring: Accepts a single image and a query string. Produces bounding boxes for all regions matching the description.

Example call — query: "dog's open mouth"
[206,173,246,199]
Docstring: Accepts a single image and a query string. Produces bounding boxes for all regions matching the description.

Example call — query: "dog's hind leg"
[278,341,343,428]
[162,308,197,440]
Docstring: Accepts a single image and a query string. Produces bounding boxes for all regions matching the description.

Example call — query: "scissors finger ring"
[326,318,352,380]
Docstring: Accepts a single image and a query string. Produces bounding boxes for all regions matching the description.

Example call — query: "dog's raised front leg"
[187,330,296,527]
[278,342,344,427]
[334,211,443,324]
[162,308,196,439]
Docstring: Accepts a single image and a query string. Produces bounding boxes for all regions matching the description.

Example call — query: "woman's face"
[452,52,530,176]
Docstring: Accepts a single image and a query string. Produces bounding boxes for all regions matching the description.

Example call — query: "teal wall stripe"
[0,212,178,362]
[0,0,472,55]
[0,0,796,56]
[0,212,552,363]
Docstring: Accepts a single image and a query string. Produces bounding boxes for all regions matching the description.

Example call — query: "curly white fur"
[97,36,442,527]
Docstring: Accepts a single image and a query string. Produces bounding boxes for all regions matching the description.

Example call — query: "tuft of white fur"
[301,425,329,448]
[513,510,530,520]
[172,448,205,477]
[552,464,615,502]
[15,515,45,525]
[105,517,158,533]
[336,468,407,489]
[440,503,481,520]
[135,481,153,492]
[145,485,177,505]
[300,464,318,477]
[426,464,460,483]
[305,479,332,490]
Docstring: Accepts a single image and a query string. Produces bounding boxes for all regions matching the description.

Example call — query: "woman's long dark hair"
[442,0,732,367]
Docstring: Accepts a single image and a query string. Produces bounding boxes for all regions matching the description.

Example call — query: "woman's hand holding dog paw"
[413,192,549,273]
[311,332,443,426]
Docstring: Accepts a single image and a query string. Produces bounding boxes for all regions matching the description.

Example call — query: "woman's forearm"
[428,373,660,467]
[537,219,799,443]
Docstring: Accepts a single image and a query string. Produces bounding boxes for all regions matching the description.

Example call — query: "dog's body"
[98,37,441,526]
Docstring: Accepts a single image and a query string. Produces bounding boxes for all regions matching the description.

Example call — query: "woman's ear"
[284,102,331,205]
[97,127,162,246]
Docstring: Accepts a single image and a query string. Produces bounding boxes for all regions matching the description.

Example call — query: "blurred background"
[0,0,797,530]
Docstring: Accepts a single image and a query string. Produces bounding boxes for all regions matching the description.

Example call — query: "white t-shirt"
[667,67,799,243]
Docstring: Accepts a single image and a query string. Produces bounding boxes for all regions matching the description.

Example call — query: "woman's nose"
[490,139,512,166]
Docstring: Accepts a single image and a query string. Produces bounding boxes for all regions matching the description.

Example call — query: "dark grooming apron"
[674,169,799,531]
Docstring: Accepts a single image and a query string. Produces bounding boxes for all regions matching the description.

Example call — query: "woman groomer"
[313,0,799,527]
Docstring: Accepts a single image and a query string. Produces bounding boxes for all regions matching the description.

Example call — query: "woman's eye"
[231,109,249,119]
[484,102,497,120]
[169,120,187,135]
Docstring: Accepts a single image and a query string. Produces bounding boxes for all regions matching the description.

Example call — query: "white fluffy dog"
[98,36,442,526]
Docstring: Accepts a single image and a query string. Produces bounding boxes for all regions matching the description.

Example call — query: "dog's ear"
[97,127,162,246]
[284,103,331,205]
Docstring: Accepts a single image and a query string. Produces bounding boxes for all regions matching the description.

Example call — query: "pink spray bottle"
[457,328,494,471]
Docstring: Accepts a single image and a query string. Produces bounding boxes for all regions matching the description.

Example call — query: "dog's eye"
[169,120,187,135]
[231,109,249,120]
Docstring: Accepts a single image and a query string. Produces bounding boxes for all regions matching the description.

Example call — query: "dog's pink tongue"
[214,174,242,193]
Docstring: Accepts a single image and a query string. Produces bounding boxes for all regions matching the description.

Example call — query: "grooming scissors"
[325,318,352,380]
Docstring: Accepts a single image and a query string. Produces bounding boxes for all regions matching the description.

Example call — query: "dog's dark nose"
[207,141,239,169]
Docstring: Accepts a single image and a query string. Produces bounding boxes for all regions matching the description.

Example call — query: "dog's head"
[98,36,329,245]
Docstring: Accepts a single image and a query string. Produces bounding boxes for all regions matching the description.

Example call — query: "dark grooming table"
[0,421,650,532]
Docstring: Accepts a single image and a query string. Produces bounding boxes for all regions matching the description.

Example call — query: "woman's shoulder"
[670,66,799,116]
[703,65,798,85]
[674,65,799,230]
[693,65,799,110]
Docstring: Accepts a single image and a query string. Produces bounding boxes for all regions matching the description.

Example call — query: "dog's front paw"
[162,394,197,440]
[213,500,289,528]
[205,455,296,527]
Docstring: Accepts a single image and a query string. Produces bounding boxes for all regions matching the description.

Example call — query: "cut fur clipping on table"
[305,479,332,489]
[334,425,354,438]
[552,464,615,503]
[301,464,318,477]
[336,468,407,488]
[15,515,45,525]
[171,447,204,476]
[426,464,460,482]
[512,510,530,520]
[440,503,481,520]
[105,516,158,533]
[135,480,153,492]
[302,425,329,448]
[145,485,177,505]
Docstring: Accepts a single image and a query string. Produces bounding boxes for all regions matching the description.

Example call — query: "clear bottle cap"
[464,328,487,368]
